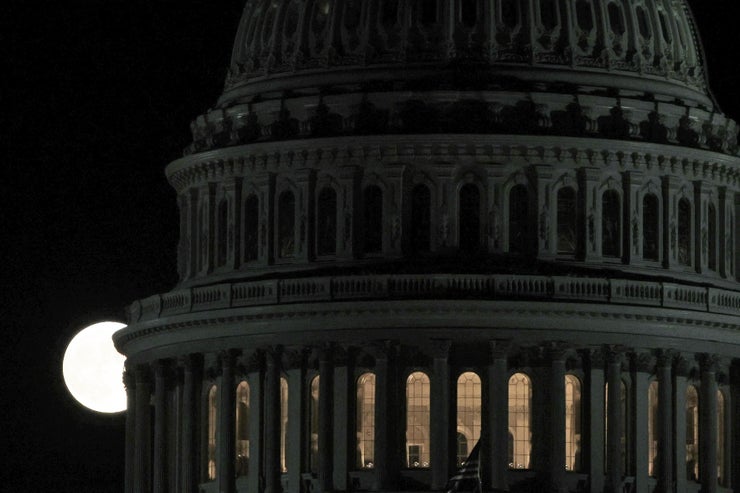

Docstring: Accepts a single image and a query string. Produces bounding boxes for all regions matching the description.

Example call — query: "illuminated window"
[508,372,532,469]
[243,195,259,262]
[686,385,699,481]
[278,191,295,258]
[217,198,228,267]
[708,203,717,271]
[406,372,431,468]
[678,198,691,266]
[362,186,383,254]
[280,377,289,473]
[643,194,659,261]
[459,185,481,253]
[456,372,482,465]
[717,390,726,485]
[557,187,577,255]
[605,380,628,473]
[309,376,320,472]
[648,381,658,477]
[602,190,621,257]
[509,185,529,253]
[356,373,376,469]
[207,385,217,480]
[236,381,250,477]
[316,188,337,256]
[565,375,582,471]
[410,185,431,254]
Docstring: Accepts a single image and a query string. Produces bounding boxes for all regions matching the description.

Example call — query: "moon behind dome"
[63,321,127,413]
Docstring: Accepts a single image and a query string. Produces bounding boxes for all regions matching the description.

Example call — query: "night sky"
[4,1,740,490]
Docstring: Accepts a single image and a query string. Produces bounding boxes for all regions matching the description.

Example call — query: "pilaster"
[580,167,601,262]
[534,165,556,258]
[257,173,275,266]
[694,181,712,274]
[338,166,360,260]
[624,170,644,264]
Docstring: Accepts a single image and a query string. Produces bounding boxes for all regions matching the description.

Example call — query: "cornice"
[165,134,740,194]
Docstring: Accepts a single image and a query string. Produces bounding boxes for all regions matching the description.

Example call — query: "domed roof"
[223,0,712,106]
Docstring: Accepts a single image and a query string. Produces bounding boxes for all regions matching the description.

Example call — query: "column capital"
[427,339,452,360]
[123,369,136,391]
[582,347,606,368]
[489,339,513,360]
[134,364,151,384]
[698,353,721,373]
[218,349,239,369]
[632,351,656,373]
[282,346,307,370]
[266,345,284,368]
[366,340,398,361]
[240,349,264,374]
[674,354,694,377]
[604,345,628,368]
[542,341,572,363]
[656,349,677,368]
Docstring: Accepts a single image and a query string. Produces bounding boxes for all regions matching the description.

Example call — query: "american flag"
[446,441,481,493]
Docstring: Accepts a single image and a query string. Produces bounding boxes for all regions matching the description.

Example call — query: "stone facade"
[114,1,740,493]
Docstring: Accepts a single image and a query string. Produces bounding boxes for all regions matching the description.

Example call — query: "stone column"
[124,368,136,493]
[332,347,350,491]
[218,350,236,493]
[247,351,264,493]
[134,365,152,493]
[372,342,398,491]
[547,346,567,492]
[672,356,691,493]
[656,352,674,493]
[699,354,718,493]
[580,166,602,262]
[485,341,510,492]
[153,360,169,493]
[264,347,282,493]
[730,360,740,493]
[430,340,452,490]
[179,355,199,493]
[605,349,624,493]
[585,349,605,493]
[285,349,305,493]
[319,346,334,492]
[632,353,652,493]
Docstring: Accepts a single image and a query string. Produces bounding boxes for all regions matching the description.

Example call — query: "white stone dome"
[224,0,710,105]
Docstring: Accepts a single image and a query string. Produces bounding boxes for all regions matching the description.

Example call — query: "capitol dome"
[115,1,740,493]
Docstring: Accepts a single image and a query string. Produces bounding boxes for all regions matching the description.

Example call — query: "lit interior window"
[235,381,250,477]
[280,377,289,473]
[508,372,532,469]
[406,371,431,468]
[686,385,699,481]
[456,372,482,465]
[565,375,582,471]
[207,385,217,481]
[648,381,658,477]
[356,373,376,469]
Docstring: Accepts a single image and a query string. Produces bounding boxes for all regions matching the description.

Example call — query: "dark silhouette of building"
[114,1,740,492]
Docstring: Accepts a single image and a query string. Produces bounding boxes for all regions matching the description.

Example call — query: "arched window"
[605,380,628,474]
[565,375,582,471]
[243,195,259,262]
[280,376,289,473]
[557,187,577,254]
[717,390,726,485]
[708,203,717,271]
[217,198,228,267]
[509,185,529,253]
[686,385,699,481]
[236,381,250,477]
[602,190,621,257]
[309,376,320,472]
[207,385,217,481]
[508,372,532,469]
[643,194,660,261]
[410,184,431,254]
[316,187,337,256]
[456,372,482,465]
[406,371,431,468]
[363,186,383,254]
[678,198,692,266]
[356,372,376,469]
[648,381,659,477]
[459,184,481,253]
[278,191,296,258]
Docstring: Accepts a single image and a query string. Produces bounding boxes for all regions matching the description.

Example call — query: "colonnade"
[123,343,738,493]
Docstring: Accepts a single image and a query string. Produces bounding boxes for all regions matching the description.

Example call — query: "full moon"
[63,321,127,413]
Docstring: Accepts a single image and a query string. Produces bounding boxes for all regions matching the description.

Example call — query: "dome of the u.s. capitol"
[184,0,739,159]
[225,0,709,104]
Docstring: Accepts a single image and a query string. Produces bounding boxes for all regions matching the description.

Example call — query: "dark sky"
[4,1,740,490]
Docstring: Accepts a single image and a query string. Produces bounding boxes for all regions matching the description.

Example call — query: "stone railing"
[126,274,740,325]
